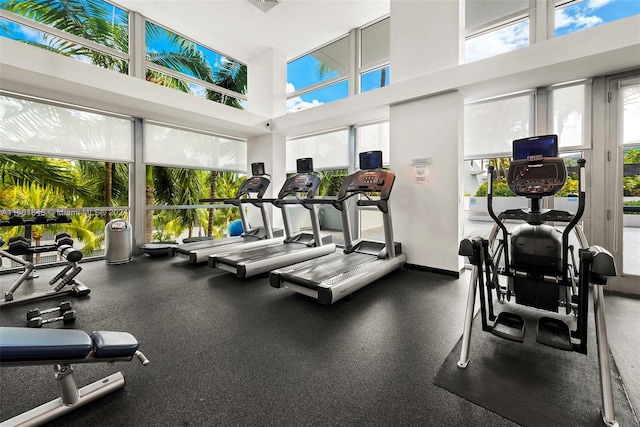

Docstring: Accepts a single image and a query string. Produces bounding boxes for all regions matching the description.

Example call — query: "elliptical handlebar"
[486,165,511,270]
[561,158,587,281]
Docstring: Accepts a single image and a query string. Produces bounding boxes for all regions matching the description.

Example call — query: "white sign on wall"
[411,157,432,185]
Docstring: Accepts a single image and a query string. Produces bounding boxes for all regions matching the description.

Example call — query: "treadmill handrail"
[199,197,236,203]
[300,191,365,210]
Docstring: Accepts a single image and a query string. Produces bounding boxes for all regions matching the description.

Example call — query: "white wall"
[246,134,286,230]
[390,91,464,273]
[390,0,462,82]
[247,47,287,118]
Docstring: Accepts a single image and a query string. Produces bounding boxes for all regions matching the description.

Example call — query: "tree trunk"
[104,162,112,224]
[380,67,387,88]
[145,165,154,243]
[207,171,218,237]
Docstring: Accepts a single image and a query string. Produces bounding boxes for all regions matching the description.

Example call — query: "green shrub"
[474,180,515,197]
[556,178,579,197]
[623,176,640,197]
[625,200,640,215]
[474,178,579,197]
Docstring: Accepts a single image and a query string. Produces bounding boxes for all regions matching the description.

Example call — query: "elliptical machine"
[457,135,619,427]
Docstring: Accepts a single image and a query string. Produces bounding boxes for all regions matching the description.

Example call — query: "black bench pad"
[0,328,140,363]
[0,327,92,362]
[90,331,139,358]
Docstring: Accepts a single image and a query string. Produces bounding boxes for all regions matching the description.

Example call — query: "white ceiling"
[111,0,390,64]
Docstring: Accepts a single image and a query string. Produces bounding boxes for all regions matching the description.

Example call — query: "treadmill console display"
[251,162,265,176]
[507,158,567,197]
[278,174,320,199]
[296,158,314,174]
[236,176,270,198]
[339,170,395,200]
[359,151,383,170]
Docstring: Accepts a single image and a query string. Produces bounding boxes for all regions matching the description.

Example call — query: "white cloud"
[8,24,45,44]
[286,82,324,112]
[466,21,529,63]
[286,96,323,113]
[588,0,615,10]
[555,9,603,29]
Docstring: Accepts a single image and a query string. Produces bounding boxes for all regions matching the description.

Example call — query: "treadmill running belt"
[175,236,243,254]
[279,252,376,290]
[218,243,307,265]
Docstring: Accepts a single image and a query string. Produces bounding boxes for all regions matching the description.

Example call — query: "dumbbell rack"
[0,213,91,307]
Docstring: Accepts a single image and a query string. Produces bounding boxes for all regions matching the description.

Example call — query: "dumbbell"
[55,214,70,223]
[57,244,83,263]
[55,233,74,247]
[8,215,24,225]
[26,301,73,320]
[33,213,48,224]
[7,237,29,255]
[27,310,76,328]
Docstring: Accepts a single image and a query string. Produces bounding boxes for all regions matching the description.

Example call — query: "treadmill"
[173,162,284,264]
[270,151,407,305]
[208,158,335,278]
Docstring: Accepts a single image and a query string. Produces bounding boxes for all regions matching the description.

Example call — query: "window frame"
[0,7,130,65]
[143,18,247,104]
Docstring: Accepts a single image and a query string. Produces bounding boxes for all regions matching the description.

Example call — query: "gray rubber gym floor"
[1,255,639,426]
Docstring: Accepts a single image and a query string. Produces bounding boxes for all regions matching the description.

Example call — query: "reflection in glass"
[287,37,349,94]
[286,80,349,113]
[361,66,390,93]
[555,0,640,38]
[621,83,640,275]
[465,19,529,63]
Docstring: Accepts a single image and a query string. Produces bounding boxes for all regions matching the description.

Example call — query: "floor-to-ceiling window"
[0,93,133,264]
[143,122,247,244]
[606,72,640,291]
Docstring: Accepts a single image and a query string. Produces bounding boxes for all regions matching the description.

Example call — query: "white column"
[390,0,462,83]
[247,47,286,118]
[246,47,287,228]
[389,91,464,274]
[389,0,464,273]
[246,134,286,229]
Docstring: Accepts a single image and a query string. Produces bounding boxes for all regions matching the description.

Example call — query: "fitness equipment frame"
[456,135,619,427]
[171,162,285,264]
[270,151,406,305]
[0,327,149,427]
[0,235,89,308]
[208,158,335,279]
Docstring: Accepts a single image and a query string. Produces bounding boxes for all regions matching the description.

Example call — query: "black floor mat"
[434,306,638,427]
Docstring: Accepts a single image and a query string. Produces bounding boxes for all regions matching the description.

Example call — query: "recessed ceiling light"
[246,0,279,13]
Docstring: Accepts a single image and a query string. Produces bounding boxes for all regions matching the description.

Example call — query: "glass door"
[606,73,640,293]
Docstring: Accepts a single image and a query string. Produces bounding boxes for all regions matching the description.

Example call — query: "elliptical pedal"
[491,312,525,343]
[536,317,573,351]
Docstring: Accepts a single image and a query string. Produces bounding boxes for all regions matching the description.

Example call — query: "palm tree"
[209,58,247,109]
[6,182,66,262]
[3,0,247,243]
[0,154,83,198]
[76,160,129,223]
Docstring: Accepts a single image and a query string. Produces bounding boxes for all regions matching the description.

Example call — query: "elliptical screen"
[513,135,558,160]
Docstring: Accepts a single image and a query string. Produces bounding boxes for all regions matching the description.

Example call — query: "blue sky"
[465,0,639,62]
[1,0,637,113]
[290,0,638,111]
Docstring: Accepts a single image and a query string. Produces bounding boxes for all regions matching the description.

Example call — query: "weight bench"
[0,327,149,427]
[0,237,90,308]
